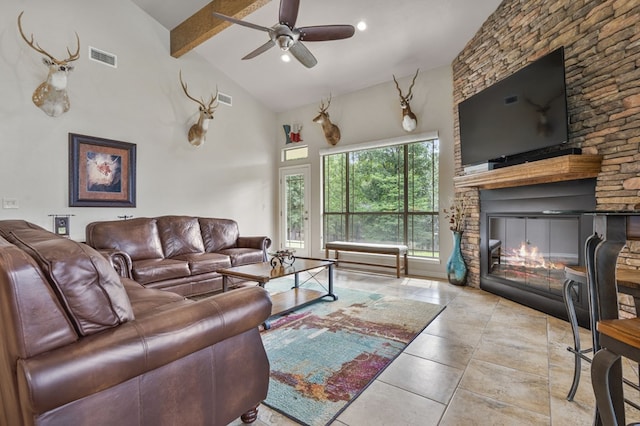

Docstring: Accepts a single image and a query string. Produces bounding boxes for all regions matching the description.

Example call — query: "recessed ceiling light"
[357,20,367,31]
[281,54,291,63]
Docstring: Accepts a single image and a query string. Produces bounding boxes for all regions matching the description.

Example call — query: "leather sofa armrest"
[237,236,272,261]
[18,286,272,414]
[97,248,133,279]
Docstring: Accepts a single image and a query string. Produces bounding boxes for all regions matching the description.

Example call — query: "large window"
[322,138,439,258]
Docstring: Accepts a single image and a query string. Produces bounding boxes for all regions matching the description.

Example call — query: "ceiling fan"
[212,0,355,68]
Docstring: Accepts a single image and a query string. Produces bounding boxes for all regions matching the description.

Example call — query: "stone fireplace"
[451,0,640,300]
[480,179,596,326]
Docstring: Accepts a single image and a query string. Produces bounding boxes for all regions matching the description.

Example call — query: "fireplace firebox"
[480,179,596,327]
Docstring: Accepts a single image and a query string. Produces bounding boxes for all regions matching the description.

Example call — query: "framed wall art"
[69,133,136,207]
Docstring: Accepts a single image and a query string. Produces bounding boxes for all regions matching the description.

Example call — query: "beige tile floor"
[233,269,640,426]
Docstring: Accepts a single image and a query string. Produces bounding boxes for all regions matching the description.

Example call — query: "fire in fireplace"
[480,179,596,327]
[487,215,580,294]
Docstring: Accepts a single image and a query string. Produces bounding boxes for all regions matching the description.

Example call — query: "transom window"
[322,137,439,258]
[282,145,308,161]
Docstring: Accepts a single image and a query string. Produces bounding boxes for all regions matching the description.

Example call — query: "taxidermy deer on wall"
[313,94,341,146]
[393,69,419,132]
[179,71,218,147]
[17,12,80,117]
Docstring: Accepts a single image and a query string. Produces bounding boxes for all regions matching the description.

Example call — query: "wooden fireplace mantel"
[453,154,602,190]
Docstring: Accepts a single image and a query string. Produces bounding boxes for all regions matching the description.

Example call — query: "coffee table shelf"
[270,288,328,317]
[218,257,337,327]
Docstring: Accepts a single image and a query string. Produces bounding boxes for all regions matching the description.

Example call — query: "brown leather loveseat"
[85,216,271,297]
[0,220,272,425]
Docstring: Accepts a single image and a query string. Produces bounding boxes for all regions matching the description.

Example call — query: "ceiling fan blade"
[279,0,300,28]
[242,39,276,60]
[299,25,356,41]
[212,12,270,32]
[288,41,317,68]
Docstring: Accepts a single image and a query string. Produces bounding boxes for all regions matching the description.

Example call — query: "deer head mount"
[179,71,218,147]
[393,69,419,133]
[313,94,341,146]
[17,12,80,117]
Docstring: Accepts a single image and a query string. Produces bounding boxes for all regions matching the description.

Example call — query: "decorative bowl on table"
[269,249,295,268]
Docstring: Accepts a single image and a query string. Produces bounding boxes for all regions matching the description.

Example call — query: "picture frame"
[69,133,136,207]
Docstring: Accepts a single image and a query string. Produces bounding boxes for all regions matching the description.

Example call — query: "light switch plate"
[2,198,18,209]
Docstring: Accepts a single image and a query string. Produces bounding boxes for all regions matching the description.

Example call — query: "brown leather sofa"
[0,220,272,426]
[85,216,271,297]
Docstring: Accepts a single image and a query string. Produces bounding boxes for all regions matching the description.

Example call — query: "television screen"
[459,47,569,166]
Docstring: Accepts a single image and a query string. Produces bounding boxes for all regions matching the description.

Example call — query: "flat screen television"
[459,47,569,167]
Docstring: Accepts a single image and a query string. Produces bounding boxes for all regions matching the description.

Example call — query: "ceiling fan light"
[281,54,291,63]
[276,35,293,50]
[357,20,367,31]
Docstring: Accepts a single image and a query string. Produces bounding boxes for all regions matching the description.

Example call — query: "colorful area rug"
[261,285,445,426]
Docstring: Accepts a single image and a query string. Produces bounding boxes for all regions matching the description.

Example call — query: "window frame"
[320,132,440,258]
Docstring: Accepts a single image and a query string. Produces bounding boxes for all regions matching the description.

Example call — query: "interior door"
[279,165,311,257]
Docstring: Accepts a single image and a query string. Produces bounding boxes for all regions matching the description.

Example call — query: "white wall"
[275,66,455,278]
[0,0,277,241]
[0,0,456,278]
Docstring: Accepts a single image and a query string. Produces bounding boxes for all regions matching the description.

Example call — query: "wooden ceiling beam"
[170,0,271,58]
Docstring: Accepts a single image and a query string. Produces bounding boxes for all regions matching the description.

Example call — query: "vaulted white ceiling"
[131,0,502,112]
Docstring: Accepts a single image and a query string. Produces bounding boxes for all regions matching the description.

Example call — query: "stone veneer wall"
[452,0,640,288]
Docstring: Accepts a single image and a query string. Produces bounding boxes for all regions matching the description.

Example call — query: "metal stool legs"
[563,232,602,401]
[592,347,625,426]
[564,277,592,401]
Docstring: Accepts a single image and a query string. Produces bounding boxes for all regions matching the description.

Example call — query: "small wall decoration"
[290,123,303,142]
[283,124,292,144]
[48,214,74,237]
[283,123,303,144]
[69,133,136,207]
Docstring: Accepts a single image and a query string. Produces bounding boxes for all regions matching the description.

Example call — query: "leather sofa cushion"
[0,236,78,357]
[87,218,164,261]
[132,258,191,285]
[199,218,239,253]
[218,248,265,266]
[156,216,205,258]
[5,227,134,337]
[0,219,43,237]
[173,252,232,275]
[121,278,186,317]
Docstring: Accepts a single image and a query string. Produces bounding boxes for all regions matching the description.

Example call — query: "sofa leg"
[240,404,259,424]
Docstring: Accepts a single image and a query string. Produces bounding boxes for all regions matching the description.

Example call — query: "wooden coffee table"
[218,257,337,327]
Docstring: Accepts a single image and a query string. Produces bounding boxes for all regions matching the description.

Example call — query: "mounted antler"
[17,11,80,117]
[179,71,219,147]
[392,69,419,132]
[313,94,341,146]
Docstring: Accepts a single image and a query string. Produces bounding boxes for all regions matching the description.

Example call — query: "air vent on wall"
[89,46,117,68]
[217,92,232,106]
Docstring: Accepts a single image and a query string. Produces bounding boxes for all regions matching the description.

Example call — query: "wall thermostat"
[54,216,70,236]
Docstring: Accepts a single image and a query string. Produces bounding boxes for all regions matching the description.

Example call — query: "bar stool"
[563,232,601,400]
[564,233,640,403]
[592,318,640,425]
[564,265,591,400]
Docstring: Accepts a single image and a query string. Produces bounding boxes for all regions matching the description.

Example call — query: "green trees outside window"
[285,173,305,247]
[323,139,440,258]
